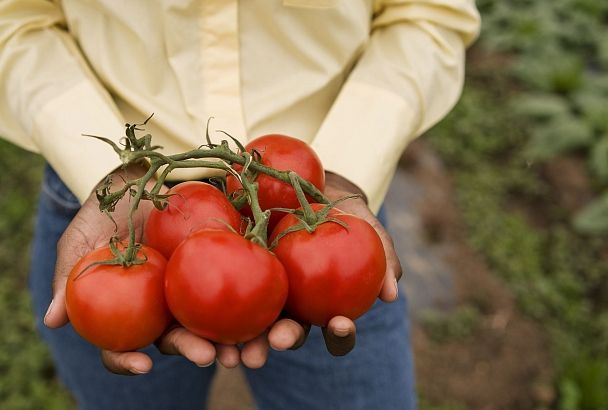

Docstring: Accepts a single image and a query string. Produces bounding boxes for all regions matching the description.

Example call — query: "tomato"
[165,229,288,344]
[65,245,171,352]
[226,134,325,229]
[270,205,386,326]
[145,181,242,258]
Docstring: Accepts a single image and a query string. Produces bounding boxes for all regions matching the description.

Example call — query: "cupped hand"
[43,165,217,374]
[252,171,403,361]
[323,171,402,303]
[44,167,401,371]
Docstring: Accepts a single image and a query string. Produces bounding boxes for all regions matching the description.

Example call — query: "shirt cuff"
[32,81,125,204]
[311,81,418,214]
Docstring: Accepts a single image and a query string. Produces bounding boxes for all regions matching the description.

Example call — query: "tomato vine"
[89,116,330,265]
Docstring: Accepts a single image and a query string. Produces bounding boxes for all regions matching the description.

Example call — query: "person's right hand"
[43,164,222,374]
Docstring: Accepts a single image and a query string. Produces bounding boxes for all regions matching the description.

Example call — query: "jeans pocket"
[41,165,81,216]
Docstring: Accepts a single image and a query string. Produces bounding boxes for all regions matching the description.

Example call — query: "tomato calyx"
[230,153,273,248]
[90,120,330,264]
[268,202,349,249]
[269,172,360,249]
[75,237,148,280]
[226,148,264,212]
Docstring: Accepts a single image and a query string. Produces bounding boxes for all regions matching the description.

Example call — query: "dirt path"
[398,141,555,409]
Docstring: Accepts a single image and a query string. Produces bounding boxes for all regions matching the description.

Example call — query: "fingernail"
[333,327,350,338]
[393,278,399,300]
[130,367,149,375]
[43,299,54,326]
[197,360,215,368]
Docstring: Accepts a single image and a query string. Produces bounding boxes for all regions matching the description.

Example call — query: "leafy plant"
[419,305,481,343]
[0,140,74,409]
[429,5,608,400]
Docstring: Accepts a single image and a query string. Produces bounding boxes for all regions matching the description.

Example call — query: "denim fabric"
[29,165,417,410]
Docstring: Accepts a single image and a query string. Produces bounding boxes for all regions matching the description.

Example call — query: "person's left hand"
[242,171,403,362]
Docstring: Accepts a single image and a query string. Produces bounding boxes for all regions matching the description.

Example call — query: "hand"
[257,171,403,359]
[42,165,216,374]
[323,171,402,302]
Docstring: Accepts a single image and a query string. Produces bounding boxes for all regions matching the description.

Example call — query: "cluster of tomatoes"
[65,134,386,352]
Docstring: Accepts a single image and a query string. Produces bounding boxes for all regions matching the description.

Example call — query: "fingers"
[327,187,403,304]
[156,327,216,367]
[241,332,270,369]
[369,219,402,303]
[43,289,68,329]
[101,350,153,375]
[268,319,310,351]
[322,316,356,356]
[378,230,402,303]
[379,273,400,303]
[216,344,240,368]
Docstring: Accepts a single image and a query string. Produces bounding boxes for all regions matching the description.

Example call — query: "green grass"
[419,305,481,344]
[0,140,73,409]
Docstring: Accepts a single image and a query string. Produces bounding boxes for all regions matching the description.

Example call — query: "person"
[0,1,480,409]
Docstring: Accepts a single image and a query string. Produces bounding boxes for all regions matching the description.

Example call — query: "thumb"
[44,227,92,328]
[44,164,153,328]
[322,316,356,356]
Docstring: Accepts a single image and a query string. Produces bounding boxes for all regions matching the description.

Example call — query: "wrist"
[111,162,149,185]
[84,163,153,206]
[324,171,368,204]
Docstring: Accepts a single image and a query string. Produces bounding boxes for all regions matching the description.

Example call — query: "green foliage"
[525,114,593,160]
[429,19,608,403]
[0,140,74,409]
[590,137,608,181]
[573,192,608,234]
[559,357,608,410]
[419,305,481,343]
[477,0,608,234]
[510,93,570,121]
[418,396,467,410]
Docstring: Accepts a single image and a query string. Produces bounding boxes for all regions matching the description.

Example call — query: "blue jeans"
[29,165,417,410]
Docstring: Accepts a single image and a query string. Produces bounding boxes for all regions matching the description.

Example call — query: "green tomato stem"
[239,175,271,248]
[93,125,330,264]
[125,164,161,263]
[289,171,318,226]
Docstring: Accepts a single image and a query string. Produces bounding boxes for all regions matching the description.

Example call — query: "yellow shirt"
[0,0,480,212]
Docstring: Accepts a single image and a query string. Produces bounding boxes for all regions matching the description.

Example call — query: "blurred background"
[1,0,608,409]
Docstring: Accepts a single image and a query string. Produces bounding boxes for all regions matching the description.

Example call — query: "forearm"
[324,171,368,203]
[312,0,480,212]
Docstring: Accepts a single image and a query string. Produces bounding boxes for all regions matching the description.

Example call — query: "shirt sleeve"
[0,0,125,203]
[310,0,481,213]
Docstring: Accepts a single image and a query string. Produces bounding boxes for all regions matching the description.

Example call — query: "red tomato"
[270,205,386,326]
[226,134,325,229]
[65,245,171,352]
[165,230,288,344]
[145,181,242,258]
